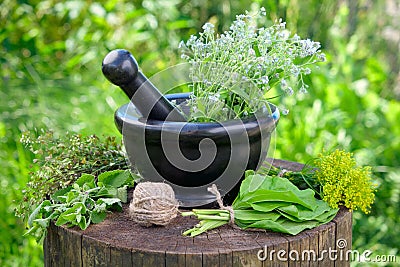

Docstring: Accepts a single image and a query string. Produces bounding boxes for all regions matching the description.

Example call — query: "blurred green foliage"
[1,0,399,266]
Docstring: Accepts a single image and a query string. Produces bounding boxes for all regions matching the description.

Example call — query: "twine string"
[207,184,235,226]
[129,182,179,227]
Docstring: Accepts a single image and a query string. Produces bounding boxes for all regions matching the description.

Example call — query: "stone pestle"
[102,49,186,122]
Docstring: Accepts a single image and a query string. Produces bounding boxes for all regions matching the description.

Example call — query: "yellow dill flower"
[314,149,376,214]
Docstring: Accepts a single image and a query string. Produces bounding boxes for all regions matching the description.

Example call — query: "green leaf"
[243,217,321,235]
[250,201,291,212]
[76,173,96,188]
[55,202,86,227]
[33,218,51,228]
[97,170,132,188]
[252,42,261,57]
[116,186,128,203]
[248,173,265,192]
[97,198,121,207]
[313,208,339,223]
[230,85,250,102]
[278,201,335,221]
[91,211,107,224]
[51,187,72,203]
[28,200,50,227]
[78,216,88,230]
[95,186,117,198]
[237,190,316,210]
[234,174,319,210]
[76,213,82,223]
[55,214,70,226]
[66,190,78,203]
[234,210,281,222]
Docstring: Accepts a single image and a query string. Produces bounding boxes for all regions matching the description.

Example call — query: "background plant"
[1,0,399,266]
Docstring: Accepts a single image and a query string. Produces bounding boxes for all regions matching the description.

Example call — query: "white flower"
[285,87,294,95]
[202,22,215,35]
[248,48,256,56]
[186,35,198,46]
[261,76,269,84]
[282,108,289,115]
[299,85,309,94]
[299,39,321,57]
[260,7,266,16]
[280,79,288,88]
[317,53,326,62]
[209,93,220,102]
[290,66,300,76]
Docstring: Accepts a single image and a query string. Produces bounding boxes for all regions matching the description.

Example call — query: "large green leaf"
[250,202,291,212]
[243,218,322,235]
[277,201,334,221]
[76,174,96,188]
[237,190,316,210]
[234,210,281,222]
[236,174,323,210]
[97,170,132,188]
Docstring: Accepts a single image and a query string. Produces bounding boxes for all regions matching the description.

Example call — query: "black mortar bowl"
[115,93,280,207]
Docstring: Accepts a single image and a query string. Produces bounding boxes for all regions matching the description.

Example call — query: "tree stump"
[44,159,352,267]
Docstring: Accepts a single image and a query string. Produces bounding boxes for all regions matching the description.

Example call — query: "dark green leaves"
[232,172,339,235]
[26,170,136,243]
[183,172,338,237]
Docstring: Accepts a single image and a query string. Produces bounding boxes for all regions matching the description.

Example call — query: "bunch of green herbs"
[26,170,135,243]
[183,171,338,237]
[16,131,130,220]
[179,7,325,122]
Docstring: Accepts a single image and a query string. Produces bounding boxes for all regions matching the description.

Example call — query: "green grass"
[1,0,399,266]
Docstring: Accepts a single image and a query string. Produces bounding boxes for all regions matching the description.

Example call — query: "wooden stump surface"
[44,159,352,267]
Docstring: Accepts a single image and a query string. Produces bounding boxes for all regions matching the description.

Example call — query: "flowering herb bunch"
[314,149,376,214]
[179,8,326,122]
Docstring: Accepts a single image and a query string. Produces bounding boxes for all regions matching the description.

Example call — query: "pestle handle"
[102,49,186,122]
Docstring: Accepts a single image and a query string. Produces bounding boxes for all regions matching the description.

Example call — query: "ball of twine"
[129,182,179,227]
